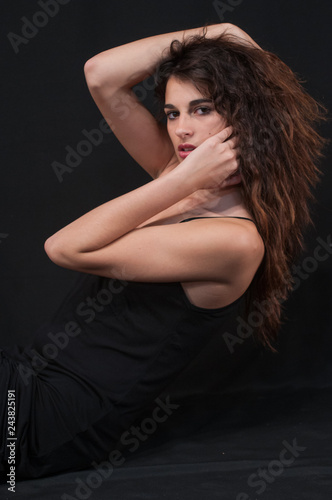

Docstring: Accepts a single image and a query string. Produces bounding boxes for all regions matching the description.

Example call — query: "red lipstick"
[178,143,196,159]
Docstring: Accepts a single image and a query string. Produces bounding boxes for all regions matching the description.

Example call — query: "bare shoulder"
[179,217,265,309]
[225,217,265,261]
[230,218,265,283]
[187,216,265,273]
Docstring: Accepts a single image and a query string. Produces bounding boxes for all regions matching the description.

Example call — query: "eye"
[165,111,179,120]
[194,106,212,115]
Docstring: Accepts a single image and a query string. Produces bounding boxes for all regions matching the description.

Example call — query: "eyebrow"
[164,98,213,109]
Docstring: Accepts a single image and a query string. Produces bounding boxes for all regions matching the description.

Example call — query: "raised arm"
[83,23,260,179]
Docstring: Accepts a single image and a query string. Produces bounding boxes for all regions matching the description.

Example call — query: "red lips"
[178,143,196,159]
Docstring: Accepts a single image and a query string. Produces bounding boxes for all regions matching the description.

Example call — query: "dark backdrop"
[1,0,332,404]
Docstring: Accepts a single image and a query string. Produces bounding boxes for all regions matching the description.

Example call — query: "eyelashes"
[165,107,213,120]
[165,111,178,120]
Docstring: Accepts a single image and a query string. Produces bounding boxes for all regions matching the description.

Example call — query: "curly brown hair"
[154,31,327,352]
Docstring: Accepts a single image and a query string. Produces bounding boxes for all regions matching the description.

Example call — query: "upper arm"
[47,220,264,285]
[84,59,177,179]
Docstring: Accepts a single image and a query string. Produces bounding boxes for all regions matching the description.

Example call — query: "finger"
[226,158,241,178]
[226,137,238,150]
[214,126,233,142]
[223,171,242,188]
[229,169,241,178]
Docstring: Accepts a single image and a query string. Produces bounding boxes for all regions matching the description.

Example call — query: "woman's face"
[164,76,227,163]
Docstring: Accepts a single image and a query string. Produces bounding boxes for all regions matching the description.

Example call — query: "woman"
[0,23,326,480]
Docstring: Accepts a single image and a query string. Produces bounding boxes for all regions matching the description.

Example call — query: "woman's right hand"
[179,126,241,192]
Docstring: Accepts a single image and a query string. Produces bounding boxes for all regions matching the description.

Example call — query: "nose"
[175,116,194,139]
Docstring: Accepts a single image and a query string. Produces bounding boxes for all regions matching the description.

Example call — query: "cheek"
[167,123,177,144]
[211,115,227,129]
[202,114,226,134]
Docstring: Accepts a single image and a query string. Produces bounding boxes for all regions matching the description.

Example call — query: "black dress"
[0,216,255,480]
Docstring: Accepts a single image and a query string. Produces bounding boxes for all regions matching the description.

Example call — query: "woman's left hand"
[178,126,242,191]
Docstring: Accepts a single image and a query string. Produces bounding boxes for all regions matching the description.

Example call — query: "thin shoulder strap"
[179,216,256,224]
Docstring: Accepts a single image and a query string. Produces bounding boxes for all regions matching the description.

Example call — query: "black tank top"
[1,273,248,478]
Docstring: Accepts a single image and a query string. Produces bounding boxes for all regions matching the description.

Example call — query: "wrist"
[167,160,200,194]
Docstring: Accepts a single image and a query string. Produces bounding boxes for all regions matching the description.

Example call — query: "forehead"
[164,76,206,103]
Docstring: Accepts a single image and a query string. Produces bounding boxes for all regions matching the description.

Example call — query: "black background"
[0,1,332,497]
[1,0,331,389]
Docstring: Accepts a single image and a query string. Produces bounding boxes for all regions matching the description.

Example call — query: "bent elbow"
[84,54,118,91]
[44,237,74,269]
[44,236,61,264]
[84,56,98,79]
[84,56,109,90]
[83,57,96,75]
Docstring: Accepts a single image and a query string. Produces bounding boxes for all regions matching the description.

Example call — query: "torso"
[136,192,265,310]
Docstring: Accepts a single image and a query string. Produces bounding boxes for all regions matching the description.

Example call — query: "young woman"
[0,23,325,480]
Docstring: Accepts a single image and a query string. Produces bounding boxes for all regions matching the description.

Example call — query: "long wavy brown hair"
[154,30,327,352]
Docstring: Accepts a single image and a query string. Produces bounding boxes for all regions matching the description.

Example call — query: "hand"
[180,126,241,192]
[219,167,242,190]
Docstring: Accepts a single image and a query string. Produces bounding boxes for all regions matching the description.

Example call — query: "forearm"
[45,166,194,256]
[45,126,238,260]
[84,24,231,90]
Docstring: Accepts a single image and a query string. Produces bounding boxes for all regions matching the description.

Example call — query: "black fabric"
[1,387,331,499]
[0,268,248,480]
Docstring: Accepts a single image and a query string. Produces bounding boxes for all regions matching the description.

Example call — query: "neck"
[186,186,249,217]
